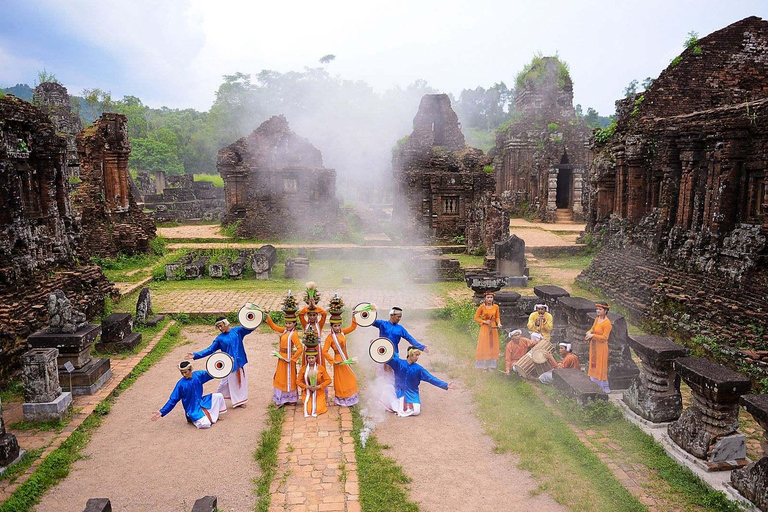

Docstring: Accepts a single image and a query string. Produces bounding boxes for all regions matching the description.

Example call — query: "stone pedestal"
[464,271,507,303]
[552,368,607,405]
[557,296,595,363]
[533,286,570,344]
[494,235,527,277]
[494,291,522,329]
[285,257,309,279]
[95,313,142,353]
[730,394,768,510]
[623,335,687,423]
[668,357,750,471]
[83,498,112,512]
[0,398,20,470]
[20,348,72,421]
[27,324,111,395]
[587,312,639,390]
[135,288,153,325]
[191,496,218,512]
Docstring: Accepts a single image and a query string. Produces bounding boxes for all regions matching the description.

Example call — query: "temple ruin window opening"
[556,166,572,209]
[442,196,459,215]
[283,177,298,193]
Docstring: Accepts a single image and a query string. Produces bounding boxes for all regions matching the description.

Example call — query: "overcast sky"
[1,1,765,116]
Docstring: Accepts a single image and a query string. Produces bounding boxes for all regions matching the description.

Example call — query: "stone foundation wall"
[0,265,114,380]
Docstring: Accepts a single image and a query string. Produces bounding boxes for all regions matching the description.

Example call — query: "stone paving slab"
[509,218,586,232]
[149,288,445,315]
[0,321,176,502]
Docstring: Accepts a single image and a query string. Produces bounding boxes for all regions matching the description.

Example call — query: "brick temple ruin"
[491,57,592,222]
[0,95,114,378]
[73,113,156,258]
[137,171,226,222]
[578,17,768,374]
[218,115,340,239]
[392,94,508,253]
[33,82,83,180]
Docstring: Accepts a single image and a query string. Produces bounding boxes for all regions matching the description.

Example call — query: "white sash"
[303,363,318,417]
[331,331,355,376]
[285,328,294,392]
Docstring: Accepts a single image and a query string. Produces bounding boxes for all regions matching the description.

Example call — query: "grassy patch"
[0,449,43,485]
[0,380,24,403]
[253,404,286,512]
[193,173,224,188]
[351,407,420,512]
[428,311,645,512]
[0,322,182,512]
[450,253,485,268]
[539,254,594,271]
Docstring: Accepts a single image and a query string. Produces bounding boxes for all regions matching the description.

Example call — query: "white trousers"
[394,396,421,417]
[218,366,248,407]
[192,393,226,429]
[539,370,554,384]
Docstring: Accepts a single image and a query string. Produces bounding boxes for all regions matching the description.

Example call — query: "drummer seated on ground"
[504,330,537,377]
[538,343,580,384]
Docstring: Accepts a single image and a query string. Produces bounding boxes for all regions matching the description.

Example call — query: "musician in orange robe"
[297,347,332,417]
[265,294,303,407]
[474,292,502,370]
[539,343,581,384]
[504,330,537,375]
[586,301,612,393]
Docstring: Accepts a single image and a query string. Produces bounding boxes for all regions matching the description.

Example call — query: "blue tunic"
[193,326,253,371]
[386,356,448,404]
[159,370,213,422]
[371,319,425,355]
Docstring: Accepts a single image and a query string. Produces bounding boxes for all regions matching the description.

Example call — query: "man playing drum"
[151,361,226,429]
[186,316,254,409]
[538,343,581,384]
[504,329,537,376]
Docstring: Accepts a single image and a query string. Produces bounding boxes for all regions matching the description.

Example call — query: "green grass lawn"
[193,173,224,188]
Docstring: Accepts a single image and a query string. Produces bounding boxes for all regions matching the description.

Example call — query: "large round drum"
[514,353,536,379]
[369,337,395,364]
[353,302,377,327]
[238,303,264,330]
[206,352,234,379]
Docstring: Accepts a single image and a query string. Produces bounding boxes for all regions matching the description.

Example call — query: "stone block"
[551,368,607,405]
[145,314,165,327]
[100,313,133,343]
[533,285,570,301]
[21,348,61,403]
[61,358,112,395]
[495,235,526,277]
[95,332,142,353]
[22,391,72,422]
[504,276,528,287]
[55,345,93,369]
[191,495,218,512]
[27,324,101,354]
[285,257,310,279]
[0,432,20,468]
[710,433,746,462]
[731,457,768,511]
[135,288,153,324]
[82,498,112,512]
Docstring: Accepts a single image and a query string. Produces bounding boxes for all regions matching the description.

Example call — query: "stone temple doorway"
[556,167,572,209]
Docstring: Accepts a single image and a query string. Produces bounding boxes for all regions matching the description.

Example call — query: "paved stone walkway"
[0,321,176,501]
[271,404,359,512]
[149,288,445,315]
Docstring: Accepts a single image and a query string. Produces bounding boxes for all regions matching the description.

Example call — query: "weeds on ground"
[351,407,420,512]
[253,404,286,512]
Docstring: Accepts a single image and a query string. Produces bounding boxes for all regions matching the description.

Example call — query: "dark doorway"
[556,168,572,208]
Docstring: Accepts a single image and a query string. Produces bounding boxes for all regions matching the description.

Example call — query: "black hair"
[179,361,191,369]
[215,316,227,323]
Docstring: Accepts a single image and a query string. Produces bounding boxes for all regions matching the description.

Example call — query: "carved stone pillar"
[0,398,20,468]
[668,357,750,470]
[730,394,768,510]
[623,335,687,423]
[557,297,595,364]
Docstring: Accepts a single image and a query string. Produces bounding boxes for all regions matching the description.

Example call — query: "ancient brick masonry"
[218,115,340,239]
[491,57,592,222]
[0,95,113,379]
[74,113,156,258]
[579,17,768,376]
[139,171,226,222]
[393,94,507,253]
[33,82,82,179]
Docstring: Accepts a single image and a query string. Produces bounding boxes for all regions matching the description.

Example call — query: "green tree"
[129,138,184,175]
[319,54,336,64]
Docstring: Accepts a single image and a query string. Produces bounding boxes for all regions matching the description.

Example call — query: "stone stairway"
[555,208,575,223]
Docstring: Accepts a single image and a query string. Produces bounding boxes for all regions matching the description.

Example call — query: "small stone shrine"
[95,313,142,353]
[667,357,751,471]
[0,397,21,471]
[730,394,768,510]
[587,311,639,390]
[494,235,528,286]
[21,347,72,421]
[623,335,687,424]
[27,291,111,395]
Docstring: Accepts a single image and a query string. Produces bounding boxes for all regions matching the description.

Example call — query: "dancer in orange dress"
[297,330,332,417]
[586,301,612,393]
[474,292,502,370]
[322,294,359,406]
[265,292,303,407]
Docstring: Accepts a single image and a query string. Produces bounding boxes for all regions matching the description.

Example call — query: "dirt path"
[35,326,275,512]
[159,224,228,239]
[369,321,566,512]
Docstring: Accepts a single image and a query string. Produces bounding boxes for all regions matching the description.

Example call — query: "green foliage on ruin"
[34,68,59,86]
[684,31,700,50]
[547,122,559,132]
[482,165,494,174]
[630,95,645,117]
[193,173,224,188]
[593,119,617,144]
[514,52,571,91]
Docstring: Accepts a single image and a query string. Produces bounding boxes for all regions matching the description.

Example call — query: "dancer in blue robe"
[370,306,428,355]
[151,361,226,428]
[386,347,453,417]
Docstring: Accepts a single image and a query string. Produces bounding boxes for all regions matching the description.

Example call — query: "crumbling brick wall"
[218,115,340,239]
[491,57,592,222]
[0,95,114,378]
[74,113,156,257]
[33,82,82,179]
[393,94,503,251]
[580,17,768,375]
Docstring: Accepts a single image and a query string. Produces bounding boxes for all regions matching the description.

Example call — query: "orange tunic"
[546,352,580,370]
[505,337,536,373]
[297,363,333,416]
[474,304,501,362]
[299,306,327,337]
[266,316,303,392]
[587,317,612,381]
[322,320,358,399]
